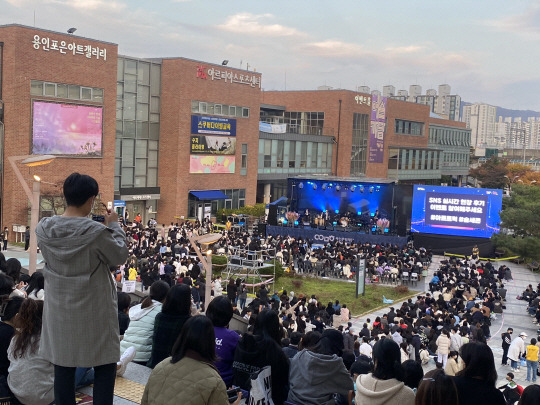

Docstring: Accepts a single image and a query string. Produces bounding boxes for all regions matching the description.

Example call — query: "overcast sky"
[3,0,540,111]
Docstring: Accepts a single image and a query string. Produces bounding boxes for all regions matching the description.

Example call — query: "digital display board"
[411,185,503,238]
[32,101,102,156]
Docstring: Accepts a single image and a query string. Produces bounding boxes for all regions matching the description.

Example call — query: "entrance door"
[197,204,204,221]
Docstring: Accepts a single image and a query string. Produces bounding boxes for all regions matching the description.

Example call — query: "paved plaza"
[6,244,539,403]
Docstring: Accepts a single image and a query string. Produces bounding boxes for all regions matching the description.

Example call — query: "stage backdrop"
[289,179,394,219]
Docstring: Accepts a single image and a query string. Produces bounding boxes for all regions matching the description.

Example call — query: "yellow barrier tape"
[443,252,520,262]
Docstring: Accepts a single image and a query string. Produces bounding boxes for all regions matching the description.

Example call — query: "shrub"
[291,279,303,290]
[394,285,409,294]
[211,255,228,272]
[260,259,285,280]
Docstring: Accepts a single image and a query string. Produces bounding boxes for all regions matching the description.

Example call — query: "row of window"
[350,113,370,176]
[187,189,246,218]
[259,139,332,169]
[429,127,470,147]
[30,80,103,102]
[395,119,424,136]
[191,101,250,118]
[388,148,442,171]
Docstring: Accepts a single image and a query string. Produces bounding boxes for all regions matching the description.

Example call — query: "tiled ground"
[348,255,540,388]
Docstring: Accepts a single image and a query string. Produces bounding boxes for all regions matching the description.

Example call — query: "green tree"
[492,184,540,261]
[469,156,508,189]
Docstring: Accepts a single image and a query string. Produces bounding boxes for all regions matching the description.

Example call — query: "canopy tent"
[265,196,288,208]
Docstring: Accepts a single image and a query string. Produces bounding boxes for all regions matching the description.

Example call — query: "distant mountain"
[461,101,540,121]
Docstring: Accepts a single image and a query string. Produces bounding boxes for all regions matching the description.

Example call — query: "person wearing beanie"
[355,339,415,405]
[287,329,353,405]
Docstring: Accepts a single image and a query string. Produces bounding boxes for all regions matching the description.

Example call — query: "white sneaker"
[117,346,136,377]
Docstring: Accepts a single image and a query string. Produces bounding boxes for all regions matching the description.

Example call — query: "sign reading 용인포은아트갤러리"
[191,115,236,136]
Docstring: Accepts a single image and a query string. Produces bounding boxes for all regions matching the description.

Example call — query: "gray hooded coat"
[36,216,128,367]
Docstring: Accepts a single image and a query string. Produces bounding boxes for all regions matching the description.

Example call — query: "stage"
[266,225,409,246]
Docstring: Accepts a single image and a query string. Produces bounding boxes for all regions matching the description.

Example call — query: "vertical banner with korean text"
[356,258,366,297]
[368,94,387,163]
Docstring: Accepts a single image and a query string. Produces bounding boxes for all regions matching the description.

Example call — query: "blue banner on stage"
[265,225,408,247]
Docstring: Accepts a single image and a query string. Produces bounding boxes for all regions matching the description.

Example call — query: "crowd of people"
[0,172,539,404]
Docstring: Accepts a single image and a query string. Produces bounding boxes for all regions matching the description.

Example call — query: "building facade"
[0,24,118,239]
[462,103,497,149]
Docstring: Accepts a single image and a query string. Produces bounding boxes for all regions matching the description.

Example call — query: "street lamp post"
[7,155,56,274]
[188,232,222,310]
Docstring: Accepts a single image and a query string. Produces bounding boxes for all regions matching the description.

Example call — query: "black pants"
[2,240,6,251]
[24,238,29,251]
[54,363,116,405]
[502,346,509,365]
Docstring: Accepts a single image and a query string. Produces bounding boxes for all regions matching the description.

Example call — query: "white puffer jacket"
[120,301,162,363]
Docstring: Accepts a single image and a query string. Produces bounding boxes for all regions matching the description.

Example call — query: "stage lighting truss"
[335,185,341,191]
[322,183,327,190]
[298,182,304,189]
[369,186,374,193]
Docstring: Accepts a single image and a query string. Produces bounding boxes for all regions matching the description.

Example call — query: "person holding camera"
[36,173,129,405]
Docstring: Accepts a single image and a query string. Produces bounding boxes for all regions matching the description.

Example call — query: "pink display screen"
[32,101,103,156]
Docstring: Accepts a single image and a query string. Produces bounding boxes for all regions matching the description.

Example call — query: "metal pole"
[205,250,212,308]
[29,180,40,275]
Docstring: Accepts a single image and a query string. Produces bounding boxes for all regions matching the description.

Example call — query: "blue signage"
[191,115,236,136]
[113,200,126,207]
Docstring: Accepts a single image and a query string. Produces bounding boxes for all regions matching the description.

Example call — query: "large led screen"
[411,185,503,238]
[32,101,103,156]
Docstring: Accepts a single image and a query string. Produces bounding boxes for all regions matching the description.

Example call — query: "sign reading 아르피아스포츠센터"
[368,94,387,163]
[191,136,236,155]
[32,34,107,60]
[191,115,237,136]
[196,65,261,88]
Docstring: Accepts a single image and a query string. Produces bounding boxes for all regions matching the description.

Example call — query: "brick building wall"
[158,59,261,222]
[0,25,117,239]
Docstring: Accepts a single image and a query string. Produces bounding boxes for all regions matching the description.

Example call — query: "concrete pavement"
[348,255,540,389]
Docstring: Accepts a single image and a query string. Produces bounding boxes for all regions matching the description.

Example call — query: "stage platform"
[266,225,409,246]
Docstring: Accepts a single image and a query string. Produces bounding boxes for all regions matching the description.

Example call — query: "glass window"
[148,150,158,167]
[117,83,123,100]
[150,97,160,114]
[136,140,148,158]
[242,107,250,118]
[137,103,149,121]
[116,100,123,120]
[93,88,103,102]
[44,82,56,97]
[221,105,229,116]
[289,141,296,168]
[68,85,80,100]
[215,105,222,115]
[149,140,159,150]
[135,176,146,187]
[121,167,134,186]
[125,59,137,75]
[124,93,136,120]
[311,143,318,167]
[115,138,121,158]
[147,168,158,186]
[191,100,199,113]
[31,81,43,95]
[150,113,160,123]
[199,102,207,113]
[117,59,124,79]
[135,158,147,175]
[300,142,307,168]
[277,140,284,168]
[124,74,136,93]
[264,140,271,168]
[138,85,149,103]
[208,104,214,115]
[57,84,68,98]
[81,87,92,100]
[116,120,122,139]
[150,65,161,95]
[138,62,150,85]
[136,122,149,139]
[121,139,134,166]
[123,121,136,138]
[229,106,236,116]
[149,123,160,140]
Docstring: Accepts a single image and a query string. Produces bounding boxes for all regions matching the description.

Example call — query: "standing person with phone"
[36,173,129,405]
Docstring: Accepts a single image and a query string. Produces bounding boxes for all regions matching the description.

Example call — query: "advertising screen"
[411,185,503,238]
[32,101,102,156]
[189,155,236,174]
[190,135,236,155]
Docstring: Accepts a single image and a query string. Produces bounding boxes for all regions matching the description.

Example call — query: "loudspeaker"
[257,223,267,235]
[267,205,278,226]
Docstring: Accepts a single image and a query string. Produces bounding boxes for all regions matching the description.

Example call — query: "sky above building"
[3,0,540,111]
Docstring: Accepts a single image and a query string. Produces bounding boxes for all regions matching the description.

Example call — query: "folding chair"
[401,271,409,285]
